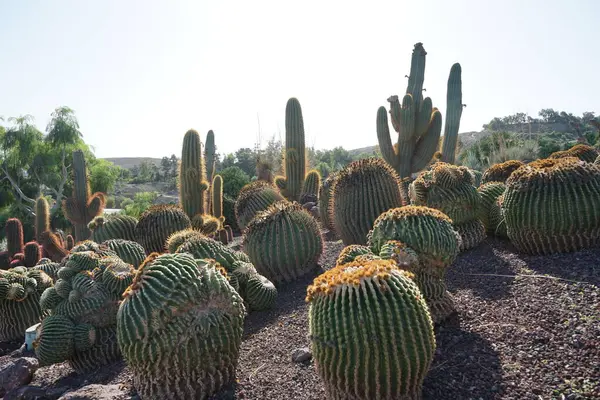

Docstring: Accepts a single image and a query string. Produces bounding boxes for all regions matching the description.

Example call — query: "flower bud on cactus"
[117,254,246,399]
[135,205,192,254]
[243,201,323,284]
[502,157,600,254]
[89,214,138,243]
[306,259,435,400]
[481,160,525,184]
[235,181,286,231]
[367,206,460,324]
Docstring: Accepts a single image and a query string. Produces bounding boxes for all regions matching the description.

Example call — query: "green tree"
[89,159,121,193]
[217,166,250,199]
[121,192,158,219]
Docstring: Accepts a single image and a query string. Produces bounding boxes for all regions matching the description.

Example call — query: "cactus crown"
[507,157,598,188]
[548,144,599,163]
[481,160,525,184]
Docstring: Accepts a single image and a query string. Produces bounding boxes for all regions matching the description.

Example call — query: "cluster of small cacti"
[0,267,53,341]
[1,214,50,270]
[117,254,246,399]
[410,162,486,251]
[35,244,132,372]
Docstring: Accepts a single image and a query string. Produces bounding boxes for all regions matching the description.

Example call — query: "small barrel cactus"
[481,160,524,184]
[0,267,53,341]
[477,182,508,237]
[102,239,146,268]
[331,158,403,245]
[367,206,460,324]
[192,214,220,236]
[502,157,600,254]
[318,171,339,232]
[235,181,286,231]
[300,169,321,204]
[410,162,486,251]
[243,201,323,284]
[117,254,246,399]
[306,259,435,400]
[135,205,192,254]
[548,144,599,163]
[89,214,138,243]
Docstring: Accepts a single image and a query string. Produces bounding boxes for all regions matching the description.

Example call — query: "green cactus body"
[307,259,435,400]
[243,201,323,284]
[102,239,146,268]
[331,158,403,245]
[205,130,216,183]
[89,214,138,243]
[481,160,525,184]
[62,150,106,241]
[318,171,339,232]
[278,98,307,201]
[335,245,373,266]
[376,43,443,180]
[35,249,131,372]
[470,169,482,187]
[211,175,224,221]
[6,218,24,258]
[33,259,61,281]
[440,63,463,164]
[35,197,51,242]
[410,162,486,250]
[166,229,204,253]
[24,242,42,268]
[231,261,278,311]
[66,235,75,250]
[367,206,460,324]
[502,157,600,254]
[0,268,52,341]
[176,235,242,270]
[179,129,209,221]
[135,205,192,254]
[300,169,321,204]
[477,182,507,236]
[234,181,286,231]
[549,144,599,163]
[117,255,246,400]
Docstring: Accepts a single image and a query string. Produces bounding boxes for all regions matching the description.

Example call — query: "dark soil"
[2,237,599,400]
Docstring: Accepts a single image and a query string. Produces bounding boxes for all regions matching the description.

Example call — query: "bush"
[121,192,159,219]
[217,167,250,200]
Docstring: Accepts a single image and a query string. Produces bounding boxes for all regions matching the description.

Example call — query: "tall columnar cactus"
[306,259,435,400]
[135,205,192,254]
[299,169,321,204]
[24,242,42,267]
[211,175,224,223]
[367,206,460,324]
[235,181,286,231]
[477,182,508,237]
[410,162,486,251]
[66,235,75,250]
[318,171,339,232]
[205,130,216,182]
[6,218,24,257]
[331,158,403,245]
[35,247,130,372]
[63,150,106,241]
[89,214,138,243]
[440,63,463,164]
[39,231,69,262]
[0,267,53,341]
[179,129,209,222]
[117,254,246,399]
[481,160,525,184]
[502,157,600,254]
[243,201,323,284]
[549,144,599,163]
[35,197,51,242]
[376,43,443,184]
[275,98,307,202]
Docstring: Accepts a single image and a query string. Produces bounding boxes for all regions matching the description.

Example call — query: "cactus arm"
[441,63,463,164]
[411,109,443,172]
[405,42,427,110]
[376,107,397,168]
[416,97,433,136]
[397,94,417,178]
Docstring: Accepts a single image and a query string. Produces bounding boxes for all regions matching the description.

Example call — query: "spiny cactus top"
[117,254,246,400]
[135,204,192,254]
[89,214,138,243]
[0,267,53,341]
[165,229,204,253]
[235,180,286,231]
[481,160,525,184]
[548,144,599,163]
[243,201,323,284]
[502,157,600,254]
[331,157,403,245]
[306,259,435,400]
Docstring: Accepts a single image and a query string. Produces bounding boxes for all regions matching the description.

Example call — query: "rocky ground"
[1,237,599,400]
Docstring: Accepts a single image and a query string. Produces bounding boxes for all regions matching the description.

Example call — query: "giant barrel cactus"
[0,267,52,341]
[410,162,486,250]
[502,157,600,254]
[243,201,323,284]
[481,159,525,185]
[35,247,130,372]
[235,181,286,231]
[135,205,192,254]
[102,239,146,268]
[367,206,460,324]
[548,144,599,163]
[89,214,138,243]
[331,158,403,245]
[117,254,246,400]
[307,259,435,400]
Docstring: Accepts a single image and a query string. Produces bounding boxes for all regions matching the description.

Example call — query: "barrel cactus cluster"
[117,254,246,400]
[34,245,132,372]
[410,162,485,251]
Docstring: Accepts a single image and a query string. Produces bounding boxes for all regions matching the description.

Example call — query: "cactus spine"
[62,150,106,241]
[307,259,435,400]
[179,129,209,222]
[440,63,463,164]
[276,98,307,202]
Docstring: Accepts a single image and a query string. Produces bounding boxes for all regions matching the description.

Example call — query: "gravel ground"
[1,237,599,400]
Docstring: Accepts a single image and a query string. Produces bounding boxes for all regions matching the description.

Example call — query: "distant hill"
[103,157,162,170]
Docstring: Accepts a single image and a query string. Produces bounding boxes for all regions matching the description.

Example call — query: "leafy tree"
[89,159,121,193]
[233,148,256,177]
[121,192,158,219]
[217,166,250,199]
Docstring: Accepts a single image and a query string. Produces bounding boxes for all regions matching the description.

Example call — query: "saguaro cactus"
[62,150,106,241]
[178,129,209,222]
[440,63,463,164]
[275,98,307,201]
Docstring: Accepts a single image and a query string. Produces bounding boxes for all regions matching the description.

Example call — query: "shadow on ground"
[423,327,503,400]
[520,246,600,287]
[48,360,127,389]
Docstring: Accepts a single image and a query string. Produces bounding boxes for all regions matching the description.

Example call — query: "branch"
[0,164,35,206]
